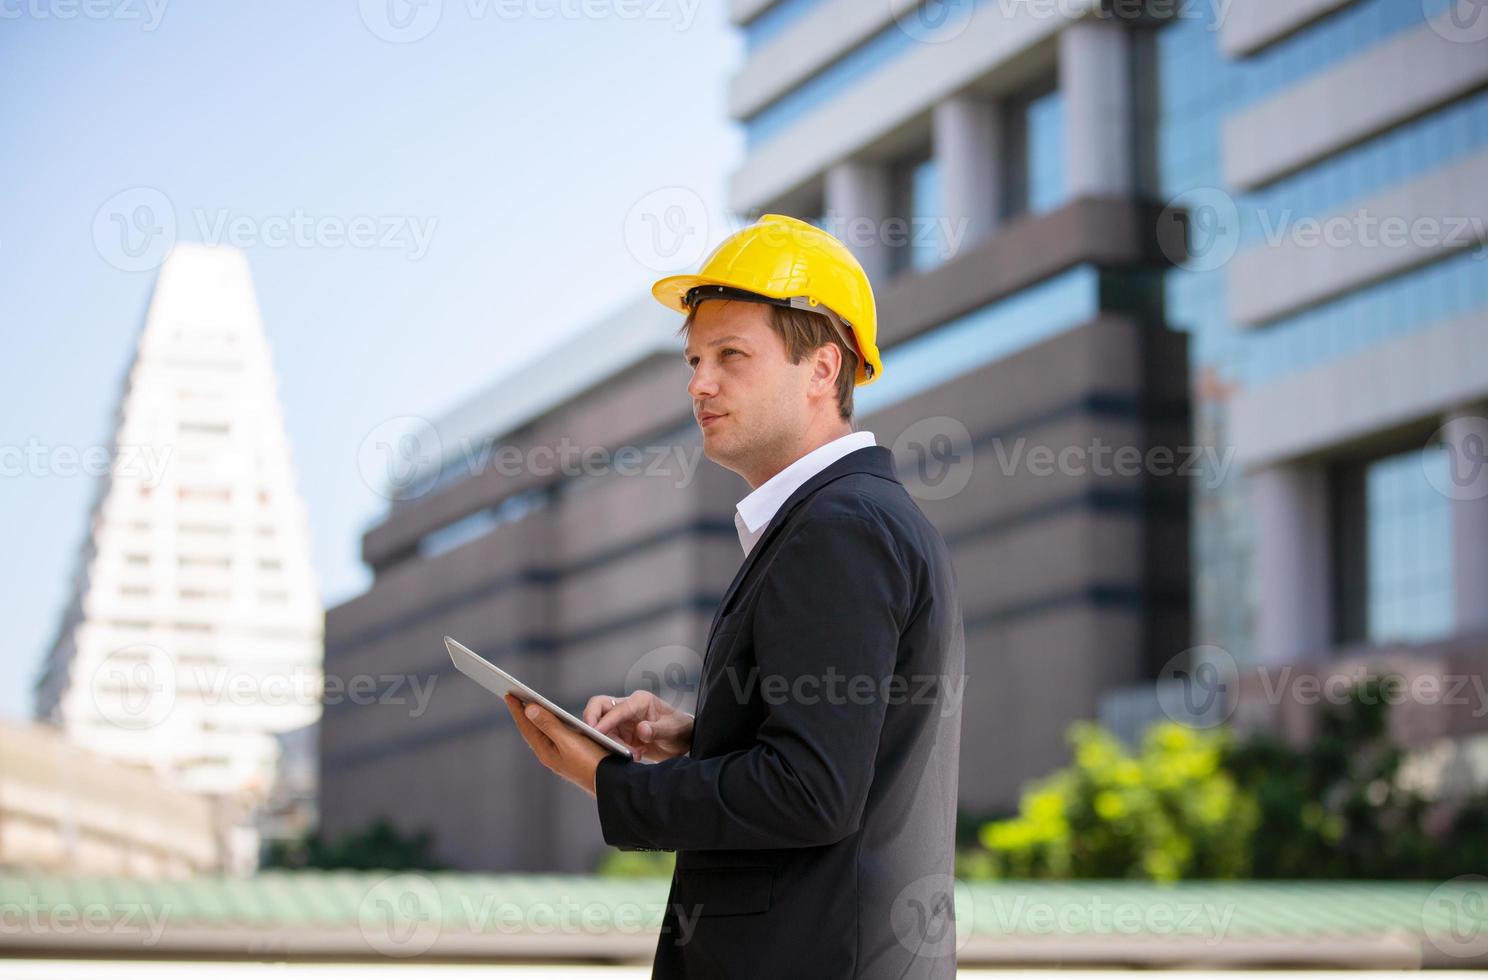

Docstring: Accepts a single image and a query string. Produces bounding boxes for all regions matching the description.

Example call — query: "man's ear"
[811,342,842,392]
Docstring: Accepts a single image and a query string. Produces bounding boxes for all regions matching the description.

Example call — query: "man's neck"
[744,424,855,489]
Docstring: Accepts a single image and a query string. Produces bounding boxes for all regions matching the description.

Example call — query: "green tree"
[1224,674,1488,879]
[962,675,1488,881]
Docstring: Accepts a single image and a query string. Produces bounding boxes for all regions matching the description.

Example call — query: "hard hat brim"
[652,273,795,316]
[652,272,883,387]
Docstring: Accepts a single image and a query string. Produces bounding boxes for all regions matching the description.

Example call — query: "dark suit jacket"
[595,444,966,978]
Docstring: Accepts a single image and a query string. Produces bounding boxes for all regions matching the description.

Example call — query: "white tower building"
[34,244,323,863]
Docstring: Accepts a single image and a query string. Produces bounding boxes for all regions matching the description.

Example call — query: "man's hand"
[583,690,695,763]
[503,693,618,798]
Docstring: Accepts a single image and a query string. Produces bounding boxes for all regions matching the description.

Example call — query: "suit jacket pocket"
[674,866,774,917]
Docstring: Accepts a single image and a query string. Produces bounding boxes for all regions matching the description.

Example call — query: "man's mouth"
[698,412,726,428]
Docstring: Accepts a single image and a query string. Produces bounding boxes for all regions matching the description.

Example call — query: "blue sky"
[0,0,742,721]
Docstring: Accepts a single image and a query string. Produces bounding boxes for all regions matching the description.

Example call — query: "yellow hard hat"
[651,213,883,386]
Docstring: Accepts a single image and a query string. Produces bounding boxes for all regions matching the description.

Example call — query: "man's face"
[683,300,814,482]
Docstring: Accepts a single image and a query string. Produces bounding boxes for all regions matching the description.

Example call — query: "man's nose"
[688,363,719,401]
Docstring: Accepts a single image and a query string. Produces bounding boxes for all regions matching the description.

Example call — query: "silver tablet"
[444,636,635,759]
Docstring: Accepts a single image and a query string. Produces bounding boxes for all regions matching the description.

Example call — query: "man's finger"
[504,694,553,757]
[582,695,616,727]
[522,700,575,746]
[638,715,683,741]
[593,697,643,735]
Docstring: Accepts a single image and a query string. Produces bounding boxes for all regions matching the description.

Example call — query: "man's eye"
[722,349,740,357]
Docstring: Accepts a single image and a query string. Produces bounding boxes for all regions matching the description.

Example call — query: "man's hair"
[679,301,857,422]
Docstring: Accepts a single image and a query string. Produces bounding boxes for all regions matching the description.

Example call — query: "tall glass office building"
[724,0,1488,807]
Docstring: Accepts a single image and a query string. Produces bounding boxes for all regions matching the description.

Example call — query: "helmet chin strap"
[684,284,873,381]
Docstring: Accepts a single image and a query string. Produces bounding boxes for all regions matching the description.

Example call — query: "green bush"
[596,849,676,878]
[969,721,1256,881]
[264,817,445,871]
[1225,674,1488,879]
[961,676,1488,880]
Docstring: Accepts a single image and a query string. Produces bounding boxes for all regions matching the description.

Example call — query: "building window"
[890,149,944,276]
[417,485,556,559]
[1334,446,1455,646]
[1005,80,1066,219]
[178,420,231,436]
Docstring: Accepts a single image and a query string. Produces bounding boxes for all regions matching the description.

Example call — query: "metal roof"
[0,871,1481,968]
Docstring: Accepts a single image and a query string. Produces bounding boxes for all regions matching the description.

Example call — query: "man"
[504,214,966,978]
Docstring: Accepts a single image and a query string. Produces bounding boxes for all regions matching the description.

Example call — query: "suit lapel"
[692,445,899,723]
[704,445,899,646]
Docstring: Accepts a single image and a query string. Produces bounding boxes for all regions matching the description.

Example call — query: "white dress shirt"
[733,430,878,556]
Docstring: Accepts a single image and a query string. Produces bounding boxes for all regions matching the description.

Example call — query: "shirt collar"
[733,430,877,555]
